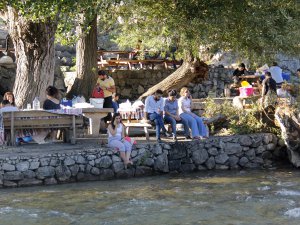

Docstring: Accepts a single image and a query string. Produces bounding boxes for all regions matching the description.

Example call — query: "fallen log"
[139,58,208,99]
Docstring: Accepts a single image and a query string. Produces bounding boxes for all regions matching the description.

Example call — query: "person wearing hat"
[96,70,116,122]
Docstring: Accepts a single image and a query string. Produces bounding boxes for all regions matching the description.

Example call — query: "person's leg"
[180,113,200,138]
[108,139,128,164]
[103,96,113,123]
[164,115,176,136]
[178,117,190,137]
[124,141,133,163]
[149,113,161,139]
[194,116,208,137]
[155,113,167,133]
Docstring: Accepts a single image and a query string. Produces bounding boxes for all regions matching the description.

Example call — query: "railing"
[97,50,181,70]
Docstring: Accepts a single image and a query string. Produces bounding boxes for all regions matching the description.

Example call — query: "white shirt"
[178,96,191,115]
[144,95,164,113]
[269,66,283,84]
[108,123,123,138]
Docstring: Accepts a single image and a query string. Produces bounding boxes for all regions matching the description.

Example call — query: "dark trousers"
[103,96,113,123]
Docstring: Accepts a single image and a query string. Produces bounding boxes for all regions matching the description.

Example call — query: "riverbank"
[0,133,287,188]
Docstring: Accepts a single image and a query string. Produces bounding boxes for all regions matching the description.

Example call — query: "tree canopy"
[0,0,117,44]
[112,0,300,63]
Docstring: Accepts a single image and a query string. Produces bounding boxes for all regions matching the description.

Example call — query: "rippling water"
[1,169,300,225]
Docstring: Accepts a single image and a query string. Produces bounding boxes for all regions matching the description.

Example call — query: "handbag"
[92,86,104,98]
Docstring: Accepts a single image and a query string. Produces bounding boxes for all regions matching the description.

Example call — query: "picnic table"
[82,108,114,136]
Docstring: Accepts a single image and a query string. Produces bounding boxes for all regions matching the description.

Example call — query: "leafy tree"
[114,0,300,62]
[0,0,112,107]
[112,0,299,97]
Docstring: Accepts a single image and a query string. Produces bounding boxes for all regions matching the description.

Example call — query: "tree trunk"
[6,7,57,108]
[275,107,300,167]
[67,15,98,100]
[139,56,209,99]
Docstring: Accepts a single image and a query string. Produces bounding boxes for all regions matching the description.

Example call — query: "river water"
[1,169,300,225]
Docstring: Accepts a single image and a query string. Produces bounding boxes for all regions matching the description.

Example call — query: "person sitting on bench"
[164,89,190,141]
[144,89,171,142]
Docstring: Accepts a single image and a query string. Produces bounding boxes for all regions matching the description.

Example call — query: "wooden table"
[82,108,113,136]
[2,110,84,145]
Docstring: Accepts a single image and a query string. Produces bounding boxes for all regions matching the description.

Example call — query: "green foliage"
[203,98,280,135]
[111,0,300,63]
[0,0,118,45]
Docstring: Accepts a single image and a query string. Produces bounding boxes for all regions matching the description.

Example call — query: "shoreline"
[0,133,287,188]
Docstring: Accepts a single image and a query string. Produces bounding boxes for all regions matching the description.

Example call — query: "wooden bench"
[2,110,84,145]
[123,121,152,141]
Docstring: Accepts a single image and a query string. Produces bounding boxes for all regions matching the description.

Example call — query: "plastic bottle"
[72,96,78,106]
[33,97,40,110]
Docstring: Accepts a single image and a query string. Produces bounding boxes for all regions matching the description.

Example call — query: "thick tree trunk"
[6,7,57,108]
[275,107,300,167]
[139,57,208,99]
[67,15,98,100]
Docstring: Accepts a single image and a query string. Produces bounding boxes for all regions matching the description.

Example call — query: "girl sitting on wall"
[107,113,133,168]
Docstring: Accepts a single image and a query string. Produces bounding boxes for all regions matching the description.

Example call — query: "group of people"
[0,86,62,144]
[144,87,208,142]
[94,70,209,167]
[0,86,61,111]
[95,70,135,168]
[232,62,297,108]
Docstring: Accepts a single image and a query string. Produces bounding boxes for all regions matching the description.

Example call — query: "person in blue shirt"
[112,93,119,113]
[43,86,61,110]
[164,89,190,141]
[144,89,171,142]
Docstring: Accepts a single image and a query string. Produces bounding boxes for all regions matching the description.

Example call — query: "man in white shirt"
[144,89,170,142]
[268,62,283,87]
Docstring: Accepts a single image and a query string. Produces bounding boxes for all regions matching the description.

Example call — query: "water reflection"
[1,169,300,225]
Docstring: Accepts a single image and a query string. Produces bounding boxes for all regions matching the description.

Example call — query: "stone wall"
[111,67,233,100]
[0,133,286,188]
[112,69,173,100]
[189,66,233,98]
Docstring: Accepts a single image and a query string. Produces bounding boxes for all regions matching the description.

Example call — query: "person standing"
[261,72,277,107]
[96,70,116,122]
[144,89,170,142]
[164,89,190,141]
[268,62,283,88]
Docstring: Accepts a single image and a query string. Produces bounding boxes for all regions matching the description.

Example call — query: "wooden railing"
[97,50,181,70]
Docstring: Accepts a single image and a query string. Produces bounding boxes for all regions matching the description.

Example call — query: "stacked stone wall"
[0,133,285,188]
[112,69,173,100]
[111,67,234,100]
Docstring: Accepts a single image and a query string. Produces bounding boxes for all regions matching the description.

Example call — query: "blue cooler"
[61,98,72,107]
[282,72,291,81]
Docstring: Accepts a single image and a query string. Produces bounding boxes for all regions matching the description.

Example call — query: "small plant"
[204,98,280,135]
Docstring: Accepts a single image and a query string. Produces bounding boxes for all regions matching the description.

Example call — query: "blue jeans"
[180,113,207,137]
[148,112,166,139]
[164,115,190,136]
